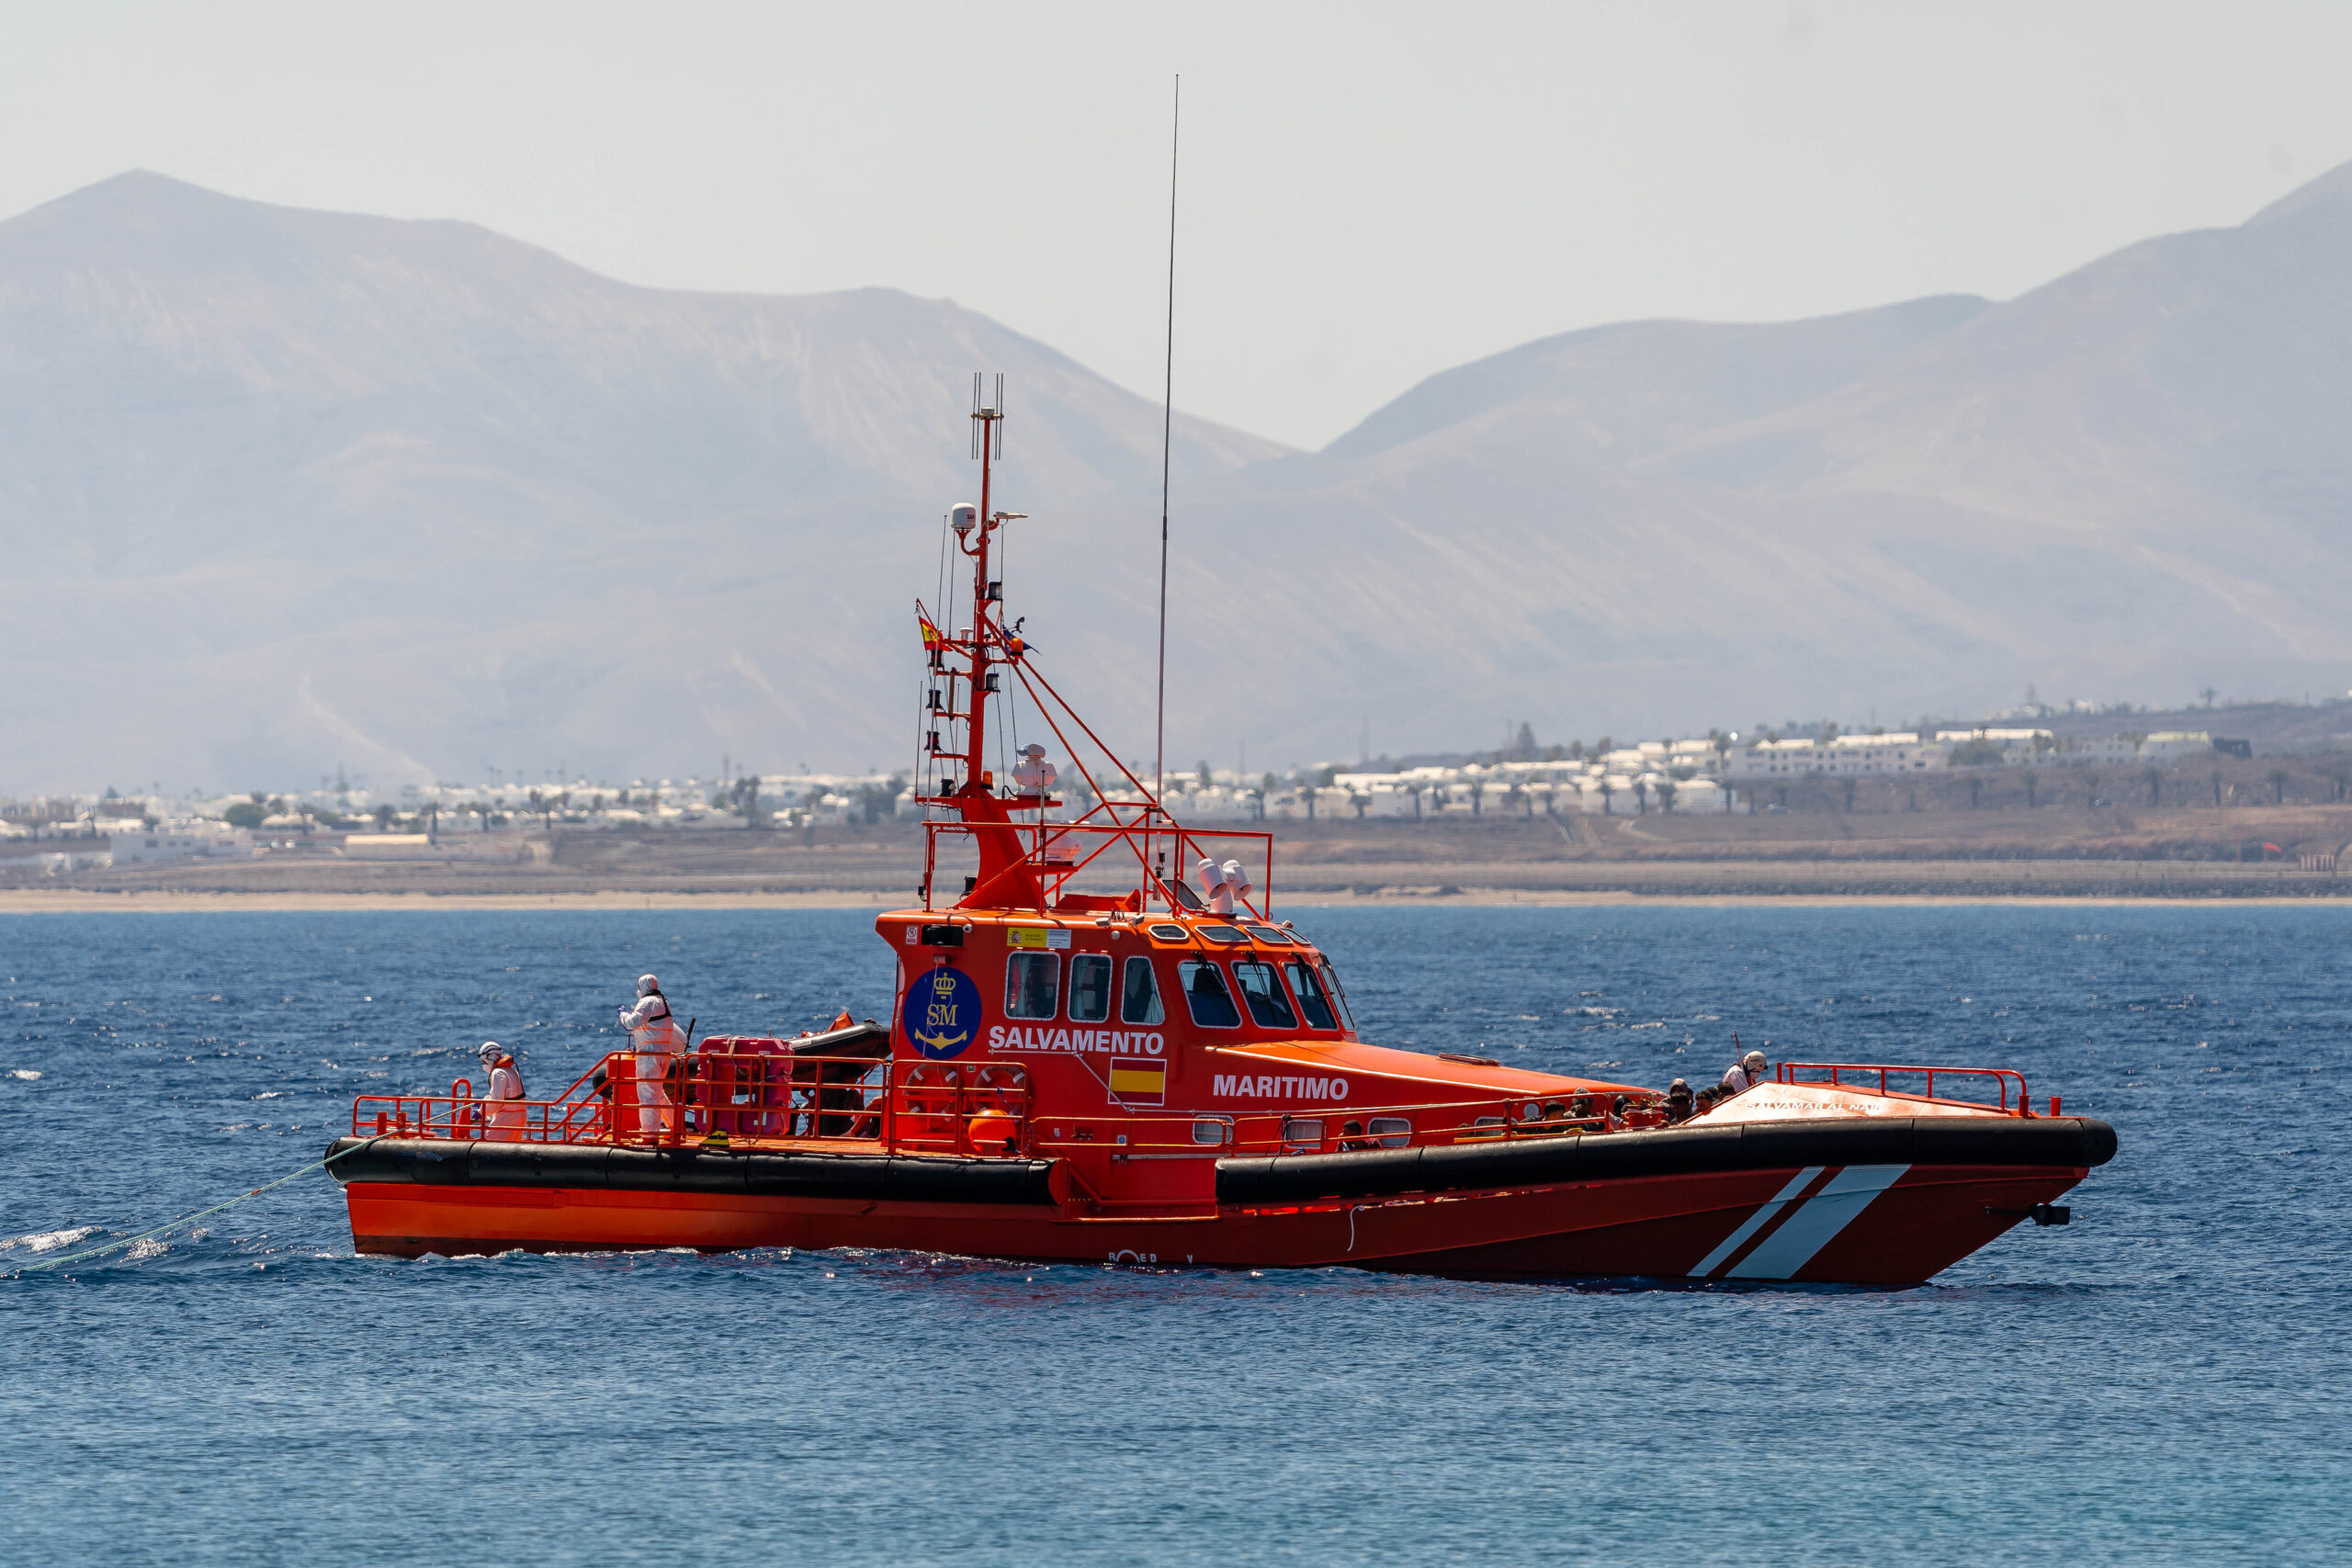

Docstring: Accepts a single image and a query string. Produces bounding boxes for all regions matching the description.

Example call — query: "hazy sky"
[4,1,2348,450]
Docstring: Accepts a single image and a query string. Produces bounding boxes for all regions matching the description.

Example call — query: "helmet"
[477,1041,503,1064]
[638,974,661,998]
[1022,742,1046,757]
[1743,1050,1767,1070]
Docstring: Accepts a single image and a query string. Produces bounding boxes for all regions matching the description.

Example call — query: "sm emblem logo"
[901,965,981,1060]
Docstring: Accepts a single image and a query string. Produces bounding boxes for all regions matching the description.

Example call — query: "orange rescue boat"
[331,386,2114,1284]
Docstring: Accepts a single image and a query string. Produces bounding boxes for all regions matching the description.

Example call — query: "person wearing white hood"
[618,974,684,1136]
[478,1041,526,1141]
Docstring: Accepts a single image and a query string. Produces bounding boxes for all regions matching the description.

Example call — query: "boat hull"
[332,1119,2110,1285]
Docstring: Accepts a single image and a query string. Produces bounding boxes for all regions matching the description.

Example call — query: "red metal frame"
[1776,1061,2030,1114]
[353,1051,1676,1156]
[920,811,1274,916]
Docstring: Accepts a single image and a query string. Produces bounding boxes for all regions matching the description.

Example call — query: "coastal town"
[9,709,2349,892]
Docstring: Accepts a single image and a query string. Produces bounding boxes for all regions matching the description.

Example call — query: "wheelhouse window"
[1243,925,1294,945]
[1283,960,1340,1032]
[1005,953,1060,1020]
[1120,955,1165,1025]
[1231,960,1297,1030]
[1069,953,1112,1023]
[1196,926,1247,945]
[1178,957,1241,1028]
[1317,958,1356,1032]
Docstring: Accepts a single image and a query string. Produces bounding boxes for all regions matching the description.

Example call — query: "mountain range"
[4,164,2349,792]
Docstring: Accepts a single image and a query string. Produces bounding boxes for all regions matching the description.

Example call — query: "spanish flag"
[1108,1057,1166,1107]
[917,601,947,654]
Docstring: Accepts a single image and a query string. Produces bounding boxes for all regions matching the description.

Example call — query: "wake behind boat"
[330,386,2115,1284]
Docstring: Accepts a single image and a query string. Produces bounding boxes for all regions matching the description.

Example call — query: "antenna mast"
[1155,74,1179,807]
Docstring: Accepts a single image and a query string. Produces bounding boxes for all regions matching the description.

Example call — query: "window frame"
[1176,955,1242,1029]
[1281,959,1341,1032]
[1003,951,1062,1021]
[1229,958,1299,1031]
[1068,953,1113,1023]
[1317,957,1357,1033]
[1119,954,1166,1026]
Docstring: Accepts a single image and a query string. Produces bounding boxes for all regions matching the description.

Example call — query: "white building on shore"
[1727,733,1946,779]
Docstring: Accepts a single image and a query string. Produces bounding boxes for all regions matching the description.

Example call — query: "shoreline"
[6,886,2352,913]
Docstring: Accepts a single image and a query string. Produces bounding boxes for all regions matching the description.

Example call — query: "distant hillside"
[1322,293,1988,465]
[0,173,1279,789]
[1166,159,2352,761]
[5,164,2352,791]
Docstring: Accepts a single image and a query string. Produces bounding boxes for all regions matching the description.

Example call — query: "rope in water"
[13,1138,373,1275]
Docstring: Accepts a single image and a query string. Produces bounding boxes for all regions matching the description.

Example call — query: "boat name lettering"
[1213,1073,1351,1101]
[988,1025,1165,1055]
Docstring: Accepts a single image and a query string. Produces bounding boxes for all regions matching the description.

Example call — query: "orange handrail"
[1775,1060,2030,1114]
[349,1054,1675,1156]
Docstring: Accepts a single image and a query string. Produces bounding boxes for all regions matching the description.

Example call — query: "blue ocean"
[3,905,2346,1565]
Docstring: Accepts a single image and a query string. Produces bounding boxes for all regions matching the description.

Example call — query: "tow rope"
[11,1138,376,1276]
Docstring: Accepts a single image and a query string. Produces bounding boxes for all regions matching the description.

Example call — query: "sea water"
[2,905,2346,1565]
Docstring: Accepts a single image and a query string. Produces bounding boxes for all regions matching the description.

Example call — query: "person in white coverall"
[1721,1048,1770,1096]
[478,1041,526,1141]
[618,974,684,1135]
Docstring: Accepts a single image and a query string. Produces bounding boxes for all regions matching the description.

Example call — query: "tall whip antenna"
[1154,74,1179,806]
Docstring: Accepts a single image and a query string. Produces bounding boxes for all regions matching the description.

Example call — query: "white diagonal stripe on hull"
[1726,1164,1911,1280]
[1687,1166,1823,1278]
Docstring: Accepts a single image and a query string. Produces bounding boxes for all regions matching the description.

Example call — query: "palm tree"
[1597,777,1616,817]
[2199,686,2218,709]
[1632,779,1650,815]
[1657,780,1679,813]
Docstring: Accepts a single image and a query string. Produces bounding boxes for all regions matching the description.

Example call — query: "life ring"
[898,1064,961,1145]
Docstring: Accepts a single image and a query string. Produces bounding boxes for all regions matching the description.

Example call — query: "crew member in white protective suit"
[618,974,684,1135]
[478,1041,526,1141]
[1012,743,1058,798]
[1198,857,1253,916]
[1721,1048,1770,1096]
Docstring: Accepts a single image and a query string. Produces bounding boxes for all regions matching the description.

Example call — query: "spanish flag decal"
[1107,1056,1167,1107]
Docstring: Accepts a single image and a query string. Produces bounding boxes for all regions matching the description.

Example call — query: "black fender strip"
[325,1137,1057,1206]
[1214,1116,2117,1206]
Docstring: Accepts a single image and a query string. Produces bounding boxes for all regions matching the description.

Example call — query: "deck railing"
[1775,1061,2032,1113]
[351,1050,1038,1156]
[349,1053,1680,1158]
[352,1055,2056,1161]
[1025,1087,1673,1163]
